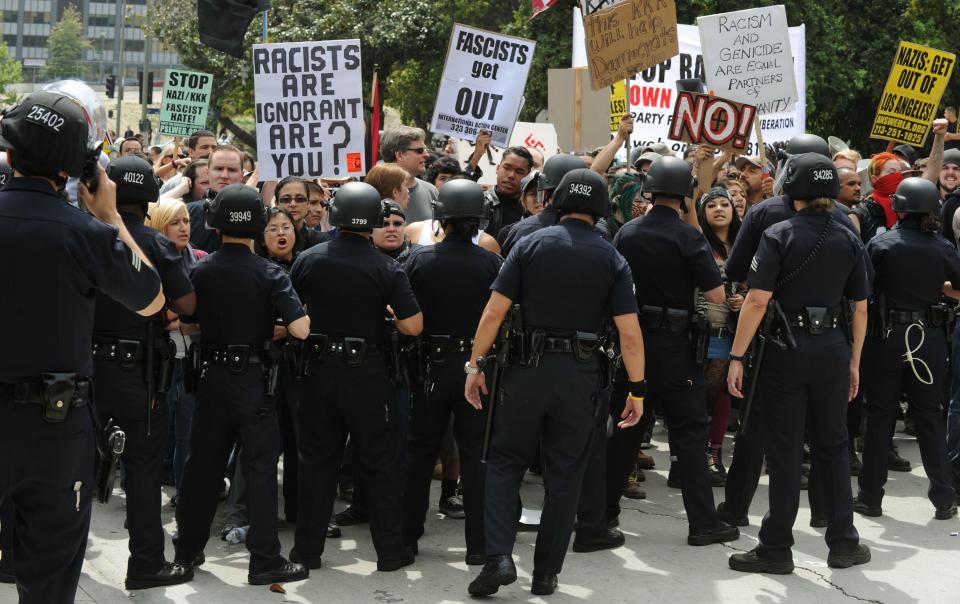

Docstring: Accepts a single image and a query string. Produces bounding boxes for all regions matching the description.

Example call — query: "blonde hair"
[147,198,189,235]
[832,149,862,165]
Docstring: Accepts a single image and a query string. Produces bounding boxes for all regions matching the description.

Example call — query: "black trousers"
[402,354,486,556]
[0,401,95,604]
[605,363,649,520]
[484,354,600,575]
[278,374,303,523]
[295,355,405,562]
[859,326,955,508]
[174,365,283,573]
[576,387,611,537]
[93,359,169,575]
[757,331,859,561]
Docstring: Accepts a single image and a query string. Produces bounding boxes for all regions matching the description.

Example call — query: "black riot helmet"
[107,156,160,206]
[434,179,485,220]
[0,152,11,187]
[205,183,267,237]
[891,177,940,214]
[785,133,830,159]
[642,156,693,201]
[782,153,839,201]
[328,182,384,232]
[538,154,586,193]
[552,168,610,219]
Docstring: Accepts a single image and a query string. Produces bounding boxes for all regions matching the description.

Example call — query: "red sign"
[668,91,756,153]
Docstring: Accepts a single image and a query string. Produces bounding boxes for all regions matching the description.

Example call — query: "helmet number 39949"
[25,105,65,132]
[229,210,252,223]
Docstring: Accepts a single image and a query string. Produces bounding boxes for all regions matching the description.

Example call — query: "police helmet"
[552,168,609,219]
[642,156,693,199]
[328,182,383,231]
[434,179,485,220]
[891,177,939,214]
[782,153,839,200]
[538,154,586,192]
[205,183,267,237]
[0,90,92,177]
[0,153,11,187]
[785,133,830,159]
[107,156,160,206]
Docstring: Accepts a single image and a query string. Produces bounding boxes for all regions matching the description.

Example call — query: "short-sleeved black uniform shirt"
[614,204,723,314]
[0,178,160,380]
[94,211,193,338]
[404,239,503,337]
[867,217,960,310]
[187,199,220,253]
[748,210,870,310]
[500,206,558,258]
[492,219,637,336]
[187,243,305,348]
[290,234,420,344]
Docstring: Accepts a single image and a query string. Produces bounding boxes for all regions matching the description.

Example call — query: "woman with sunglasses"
[274,176,331,254]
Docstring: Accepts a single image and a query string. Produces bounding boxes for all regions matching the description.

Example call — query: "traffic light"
[105,75,116,99]
[137,71,154,104]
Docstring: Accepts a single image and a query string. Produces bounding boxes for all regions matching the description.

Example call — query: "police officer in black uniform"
[289,182,423,571]
[856,177,959,520]
[401,179,503,563]
[727,153,871,574]
[93,156,196,589]
[0,86,163,603]
[465,169,646,597]
[173,184,311,586]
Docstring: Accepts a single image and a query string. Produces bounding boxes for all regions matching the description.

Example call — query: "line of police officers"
[2,83,956,603]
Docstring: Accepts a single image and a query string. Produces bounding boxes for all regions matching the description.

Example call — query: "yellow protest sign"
[870,41,955,146]
[610,80,628,132]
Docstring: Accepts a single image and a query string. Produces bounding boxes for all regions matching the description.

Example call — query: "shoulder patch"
[750,255,758,273]
[130,248,142,272]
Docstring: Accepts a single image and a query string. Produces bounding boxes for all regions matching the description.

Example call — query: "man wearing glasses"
[380,126,439,223]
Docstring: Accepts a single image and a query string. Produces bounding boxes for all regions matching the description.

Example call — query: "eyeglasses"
[278,195,308,204]
[264,225,295,235]
[404,147,427,155]
[382,220,405,228]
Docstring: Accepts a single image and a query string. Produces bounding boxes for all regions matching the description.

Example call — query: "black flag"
[197,0,269,58]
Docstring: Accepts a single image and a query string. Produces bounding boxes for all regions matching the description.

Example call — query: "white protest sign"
[573,22,806,158]
[431,24,536,147]
[456,122,558,186]
[252,40,366,181]
[697,5,799,114]
[159,69,213,136]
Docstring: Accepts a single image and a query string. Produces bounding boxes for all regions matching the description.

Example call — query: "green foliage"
[0,44,22,105]
[42,5,91,80]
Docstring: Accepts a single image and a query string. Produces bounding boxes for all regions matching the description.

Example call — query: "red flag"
[532,0,558,18]
[369,69,382,166]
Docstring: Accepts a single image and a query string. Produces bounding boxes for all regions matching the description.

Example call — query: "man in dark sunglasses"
[381,126,439,224]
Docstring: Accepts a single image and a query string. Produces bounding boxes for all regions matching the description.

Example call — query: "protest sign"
[583,0,679,90]
[610,80,628,132]
[252,40,366,181]
[548,67,612,152]
[573,23,806,157]
[870,41,956,146]
[456,122,558,186]
[580,0,625,15]
[698,5,798,115]
[158,69,213,136]
[667,92,756,152]
[431,24,536,147]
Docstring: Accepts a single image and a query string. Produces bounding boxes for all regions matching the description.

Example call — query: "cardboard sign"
[609,80,628,132]
[583,0,679,90]
[870,41,956,146]
[580,0,625,15]
[252,40,366,180]
[431,24,536,147]
[456,121,558,186]
[667,92,756,152]
[573,23,806,158]
[159,69,213,136]
[697,5,798,114]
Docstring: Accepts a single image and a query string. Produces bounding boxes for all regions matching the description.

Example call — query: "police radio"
[80,143,104,193]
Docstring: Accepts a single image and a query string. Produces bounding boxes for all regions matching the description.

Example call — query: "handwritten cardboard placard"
[870,41,956,146]
[667,91,756,152]
[584,0,679,90]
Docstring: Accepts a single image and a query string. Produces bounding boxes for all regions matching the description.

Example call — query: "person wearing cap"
[481,146,534,238]
[92,156,197,590]
[289,182,423,573]
[400,179,503,566]
[854,177,959,522]
[735,156,772,207]
[464,168,645,597]
[0,82,164,603]
[172,184,311,586]
[186,144,249,253]
[937,148,960,243]
[726,153,871,575]
[373,201,421,262]
[612,156,739,547]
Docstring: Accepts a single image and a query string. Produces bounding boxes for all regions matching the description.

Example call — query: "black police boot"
[888,445,911,472]
[289,548,323,570]
[465,552,486,566]
[531,572,559,596]
[334,505,367,526]
[849,439,862,476]
[327,519,342,538]
[852,496,882,517]
[935,502,958,520]
[468,554,517,596]
[827,544,871,569]
[687,522,740,546]
[729,548,794,574]
[248,557,309,585]
[572,528,625,553]
[125,561,194,590]
[377,547,415,572]
[667,463,682,489]
[716,502,748,527]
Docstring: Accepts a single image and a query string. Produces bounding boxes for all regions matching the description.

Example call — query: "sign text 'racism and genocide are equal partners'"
[253,40,366,180]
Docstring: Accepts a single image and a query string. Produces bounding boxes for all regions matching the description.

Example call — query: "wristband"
[627,393,644,402]
[628,379,647,399]
[729,353,746,362]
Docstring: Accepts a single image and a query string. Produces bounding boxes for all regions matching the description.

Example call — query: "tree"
[0,44,22,105]
[42,5,90,80]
